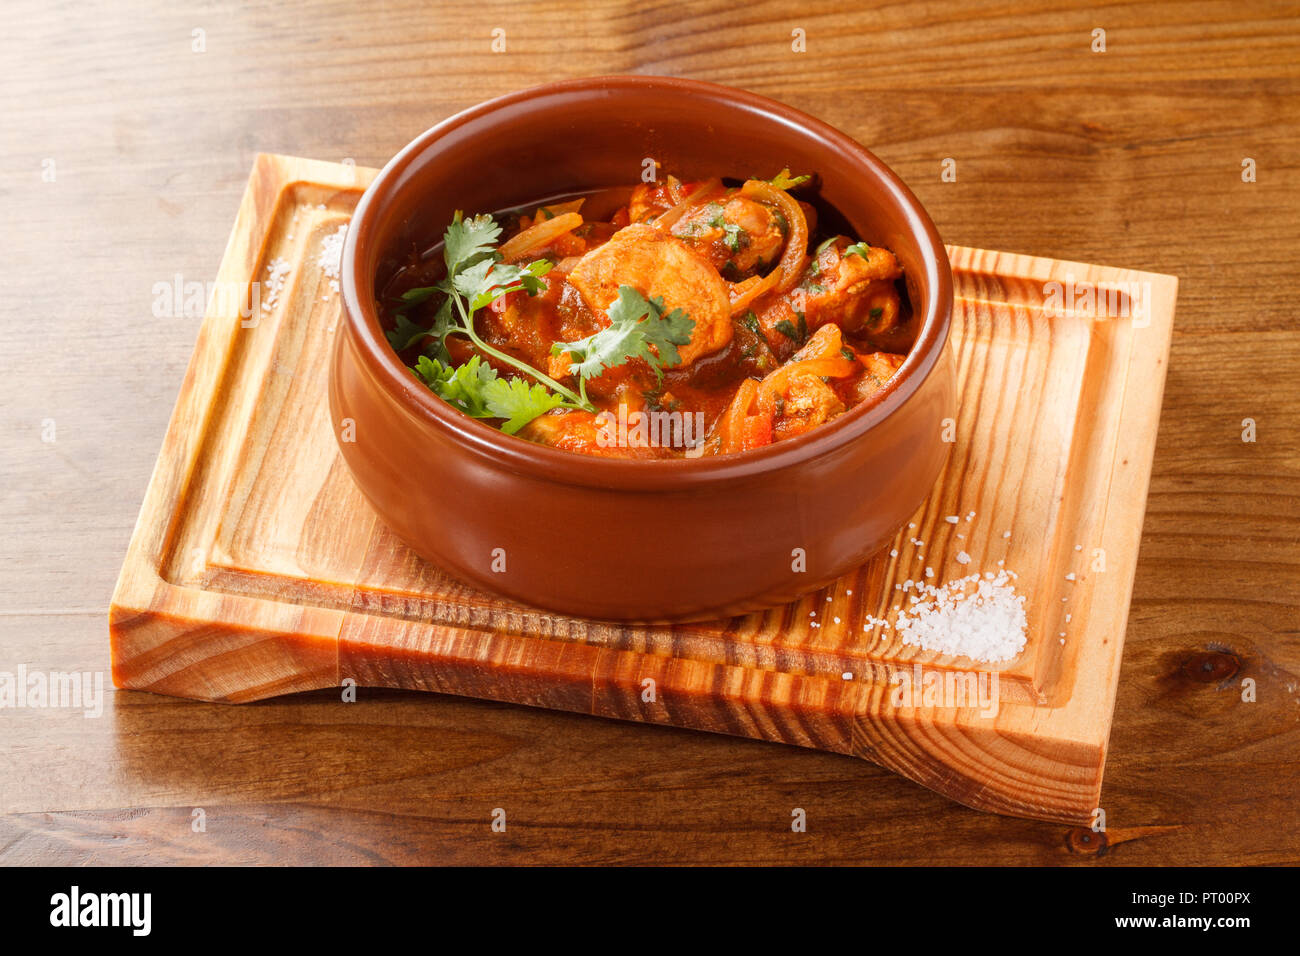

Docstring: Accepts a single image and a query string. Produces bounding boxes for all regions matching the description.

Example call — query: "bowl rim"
[339,74,952,491]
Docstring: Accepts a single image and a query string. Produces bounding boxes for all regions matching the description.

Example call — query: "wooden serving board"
[110,154,1177,824]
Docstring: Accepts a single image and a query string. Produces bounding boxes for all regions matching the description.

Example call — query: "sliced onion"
[652,178,726,231]
[728,268,782,317]
[739,179,808,295]
[499,212,583,263]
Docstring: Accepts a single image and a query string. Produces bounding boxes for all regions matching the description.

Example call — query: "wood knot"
[1066,827,1108,856]
[1181,649,1240,684]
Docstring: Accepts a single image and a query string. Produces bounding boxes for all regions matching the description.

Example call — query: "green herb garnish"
[774,312,809,345]
[552,286,695,405]
[394,212,696,434]
[770,169,811,190]
[722,222,748,252]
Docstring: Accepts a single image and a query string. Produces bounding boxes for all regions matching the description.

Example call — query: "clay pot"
[333,75,954,621]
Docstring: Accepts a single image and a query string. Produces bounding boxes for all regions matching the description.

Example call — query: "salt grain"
[956,551,971,565]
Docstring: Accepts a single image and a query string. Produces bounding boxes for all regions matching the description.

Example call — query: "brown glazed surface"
[332,75,955,621]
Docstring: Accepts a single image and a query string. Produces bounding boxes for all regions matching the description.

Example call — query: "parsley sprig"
[390,212,696,434]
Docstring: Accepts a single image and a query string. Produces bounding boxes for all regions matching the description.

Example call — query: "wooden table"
[2,0,1296,865]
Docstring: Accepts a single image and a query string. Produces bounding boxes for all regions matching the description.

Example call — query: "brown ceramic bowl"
[332,75,955,622]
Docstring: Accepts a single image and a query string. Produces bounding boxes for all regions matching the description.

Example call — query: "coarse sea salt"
[894,568,1029,663]
[317,224,348,296]
[261,257,292,312]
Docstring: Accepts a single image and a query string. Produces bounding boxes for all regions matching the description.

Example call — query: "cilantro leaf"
[398,285,442,307]
[387,312,432,351]
[442,212,502,278]
[413,354,496,418]
[414,353,567,433]
[554,286,695,382]
[453,258,552,313]
[481,376,567,434]
[844,241,872,258]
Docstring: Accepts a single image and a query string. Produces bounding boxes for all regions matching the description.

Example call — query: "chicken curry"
[380,171,914,458]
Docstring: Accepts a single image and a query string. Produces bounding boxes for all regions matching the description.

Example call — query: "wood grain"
[1,0,1297,864]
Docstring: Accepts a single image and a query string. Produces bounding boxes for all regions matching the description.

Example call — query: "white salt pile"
[894,568,1028,663]
[317,224,348,297]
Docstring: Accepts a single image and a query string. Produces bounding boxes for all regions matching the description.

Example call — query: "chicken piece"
[772,372,846,442]
[669,196,786,278]
[791,322,845,362]
[566,223,733,366]
[628,182,676,223]
[844,350,906,404]
[755,237,903,355]
[517,409,673,459]
[704,331,861,455]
